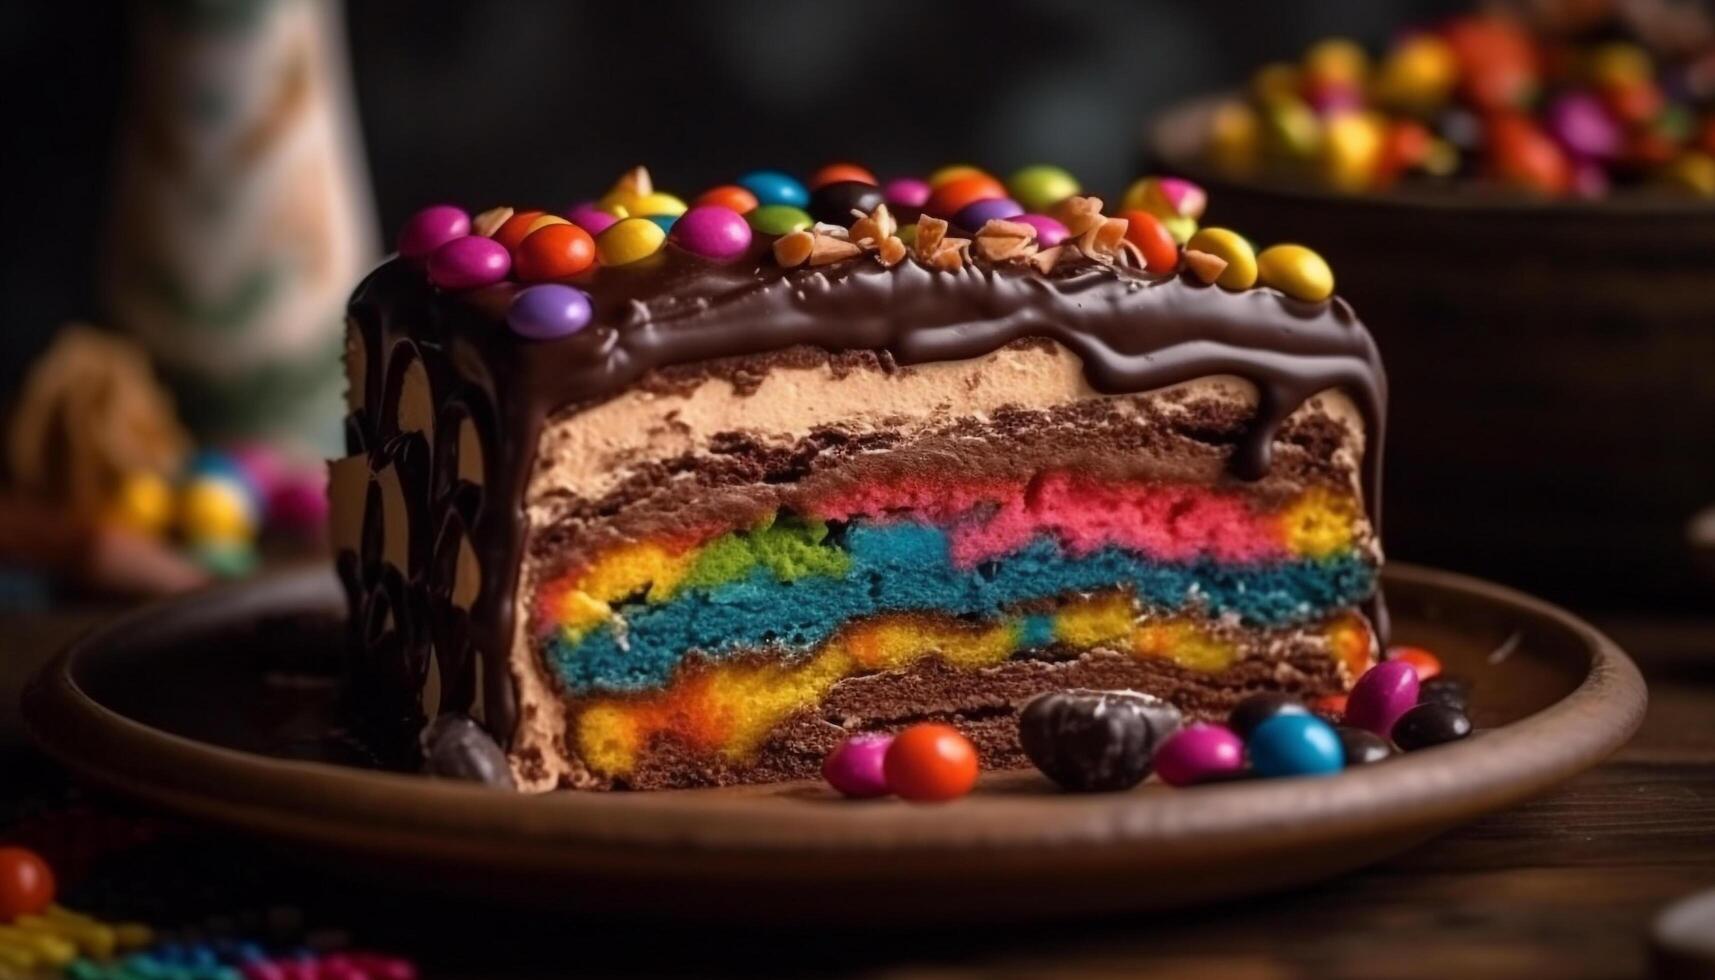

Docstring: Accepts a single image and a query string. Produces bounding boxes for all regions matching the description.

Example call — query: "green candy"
[746,204,814,237]
[1007,165,1081,213]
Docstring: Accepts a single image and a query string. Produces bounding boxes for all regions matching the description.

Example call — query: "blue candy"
[737,169,810,208]
[645,213,677,232]
[1249,714,1345,777]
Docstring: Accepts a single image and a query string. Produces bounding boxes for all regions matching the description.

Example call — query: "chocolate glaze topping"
[345,240,1387,746]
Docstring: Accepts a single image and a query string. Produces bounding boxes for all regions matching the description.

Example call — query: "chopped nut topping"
[472,206,514,238]
[1183,248,1229,283]
[850,205,897,248]
[927,237,970,271]
[914,216,949,262]
[774,231,815,267]
[809,234,862,266]
[615,165,652,199]
[1078,216,1130,263]
[876,235,908,267]
[974,219,1039,262]
[1030,245,1066,274]
[1118,240,1149,270]
[1059,196,1106,236]
[812,222,851,240]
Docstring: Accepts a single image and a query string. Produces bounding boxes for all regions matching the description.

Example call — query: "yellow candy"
[1320,112,1386,192]
[1659,151,1715,197]
[1588,42,1653,90]
[0,926,76,966]
[1304,37,1369,86]
[1256,244,1335,302]
[627,192,687,217]
[1260,94,1321,162]
[1185,228,1257,290]
[523,213,569,236]
[596,217,667,266]
[1161,215,1198,245]
[1207,100,1262,178]
[1251,62,1301,102]
[177,476,255,544]
[1373,34,1457,113]
[928,164,985,187]
[16,913,114,960]
[103,470,174,536]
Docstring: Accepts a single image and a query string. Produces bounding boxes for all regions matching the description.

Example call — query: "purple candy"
[1344,659,1421,736]
[565,204,620,236]
[883,177,931,208]
[822,732,893,798]
[1153,723,1245,787]
[669,204,753,260]
[1545,92,1621,161]
[427,235,510,290]
[397,204,470,260]
[953,197,1024,232]
[507,283,592,340]
[1011,213,1071,248]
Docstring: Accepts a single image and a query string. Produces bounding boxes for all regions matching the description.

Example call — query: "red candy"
[1121,210,1180,273]
[1374,120,1433,188]
[1487,115,1571,195]
[492,210,549,252]
[695,185,759,214]
[808,162,878,189]
[925,173,1007,219]
[514,223,596,281]
[1389,646,1443,681]
[0,846,55,921]
[883,723,979,802]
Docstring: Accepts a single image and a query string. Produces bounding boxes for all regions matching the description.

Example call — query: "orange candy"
[493,210,549,252]
[1389,646,1444,681]
[883,723,980,802]
[925,173,1007,219]
[1374,120,1433,188]
[514,223,596,281]
[1121,210,1180,273]
[809,162,878,189]
[1487,115,1571,195]
[0,846,55,921]
[695,185,759,214]
[1311,693,1349,719]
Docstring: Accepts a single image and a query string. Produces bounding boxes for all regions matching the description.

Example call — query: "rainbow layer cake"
[333,164,1387,790]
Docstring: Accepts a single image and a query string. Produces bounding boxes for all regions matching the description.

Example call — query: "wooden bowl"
[1151,98,1715,611]
[21,564,1644,924]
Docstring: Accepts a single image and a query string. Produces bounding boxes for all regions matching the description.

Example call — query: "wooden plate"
[21,563,1645,924]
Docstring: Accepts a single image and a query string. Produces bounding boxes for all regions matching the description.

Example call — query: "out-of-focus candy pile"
[1203,13,1715,198]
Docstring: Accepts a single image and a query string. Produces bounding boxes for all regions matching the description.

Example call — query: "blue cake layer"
[546,522,1375,694]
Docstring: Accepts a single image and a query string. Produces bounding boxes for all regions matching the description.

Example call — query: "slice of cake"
[334,165,1386,791]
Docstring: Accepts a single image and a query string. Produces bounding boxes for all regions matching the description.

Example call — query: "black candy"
[1019,689,1183,792]
[808,180,885,225]
[1228,692,1310,739]
[420,714,516,788]
[1337,726,1395,766]
[1391,702,1474,751]
[1419,676,1472,713]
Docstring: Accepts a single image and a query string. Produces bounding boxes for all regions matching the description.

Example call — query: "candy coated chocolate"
[808,180,886,225]
[669,205,753,261]
[1018,689,1182,792]
[1387,645,1443,681]
[1546,92,1622,161]
[596,217,667,266]
[0,846,55,920]
[745,204,813,237]
[883,177,931,208]
[694,185,759,214]
[821,732,892,798]
[808,162,877,189]
[1010,213,1070,248]
[565,204,619,236]
[1185,228,1257,290]
[507,284,593,341]
[952,197,1023,232]
[737,169,809,208]
[1391,702,1473,751]
[884,723,979,802]
[427,235,510,290]
[397,205,470,260]
[1336,726,1395,765]
[513,223,595,281]
[1122,210,1181,274]
[1249,713,1344,777]
[1344,659,1421,736]
[1007,165,1080,212]
[1227,692,1309,740]
[1153,722,1245,787]
[420,714,515,788]
[1419,676,1472,713]
[925,173,1007,218]
[1256,244,1335,302]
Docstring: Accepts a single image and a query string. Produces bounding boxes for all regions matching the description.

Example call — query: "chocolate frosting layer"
[345,242,1387,746]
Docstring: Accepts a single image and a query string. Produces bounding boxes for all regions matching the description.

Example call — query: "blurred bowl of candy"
[1150,11,1715,611]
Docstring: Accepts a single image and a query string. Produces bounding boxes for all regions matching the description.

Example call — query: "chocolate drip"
[345,242,1388,745]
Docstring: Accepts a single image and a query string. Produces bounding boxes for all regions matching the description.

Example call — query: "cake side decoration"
[337,162,1388,791]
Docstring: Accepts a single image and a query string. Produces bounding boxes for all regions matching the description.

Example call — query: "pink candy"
[1153,723,1245,786]
[397,204,470,260]
[1010,214,1071,248]
[883,177,931,209]
[427,236,510,290]
[565,203,619,236]
[669,205,752,260]
[1344,659,1421,736]
[822,732,894,797]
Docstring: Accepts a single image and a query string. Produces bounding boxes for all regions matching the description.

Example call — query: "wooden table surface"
[2,601,1712,979]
